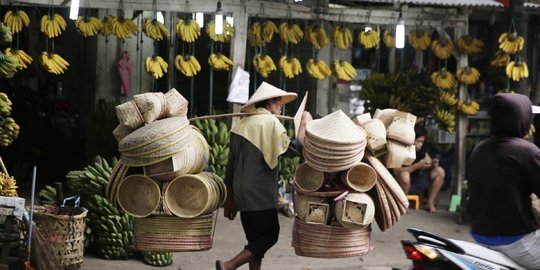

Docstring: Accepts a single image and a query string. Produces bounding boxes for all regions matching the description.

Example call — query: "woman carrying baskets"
[216,82,312,270]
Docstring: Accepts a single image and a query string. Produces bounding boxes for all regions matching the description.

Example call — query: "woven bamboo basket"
[386,112,417,145]
[339,162,377,192]
[334,192,375,229]
[291,218,373,258]
[134,213,215,252]
[383,140,416,169]
[117,174,161,218]
[294,163,325,193]
[32,205,87,269]
[293,193,330,224]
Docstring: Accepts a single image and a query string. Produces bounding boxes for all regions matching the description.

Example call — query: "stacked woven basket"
[106,89,226,252]
[292,110,411,258]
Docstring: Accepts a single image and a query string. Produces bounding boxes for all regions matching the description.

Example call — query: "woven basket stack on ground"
[108,89,225,252]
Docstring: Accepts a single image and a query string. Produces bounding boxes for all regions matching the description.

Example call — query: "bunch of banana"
[206,20,235,43]
[0,23,13,44]
[75,16,103,37]
[4,48,33,70]
[279,56,302,79]
[0,117,20,147]
[0,92,12,116]
[456,67,480,85]
[248,22,265,47]
[175,54,201,77]
[38,185,57,205]
[433,107,456,133]
[252,54,276,78]
[431,38,454,60]
[261,20,278,44]
[145,56,168,79]
[389,95,412,112]
[66,158,114,202]
[457,99,480,116]
[305,58,332,80]
[332,26,353,49]
[100,16,114,36]
[278,156,300,188]
[505,61,529,81]
[498,32,524,54]
[490,50,510,68]
[110,16,139,39]
[278,22,303,45]
[431,68,457,90]
[143,19,170,41]
[456,35,483,54]
[39,51,69,75]
[142,251,173,267]
[408,30,431,50]
[208,53,233,71]
[383,30,395,48]
[193,119,230,179]
[358,28,380,49]
[40,14,67,38]
[176,19,200,43]
[0,172,17,197]
[3,9,30,33]
[305,26,328,49]
[0,52,18,78]
[439,90,458,106]
[332,60,357,81]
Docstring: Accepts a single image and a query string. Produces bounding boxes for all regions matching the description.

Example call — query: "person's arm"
[224,134,237,220]
[395,153,432,174]
[282,111,312,158]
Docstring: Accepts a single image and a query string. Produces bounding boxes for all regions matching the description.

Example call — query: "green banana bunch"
[0,52,18,78]
[278,123,301,187]
[194,118,230,179]
[0,92,12,115]
[142,251,174,267]
[0,22,13,44]
[38,185,58,205]
[66,157,116,202]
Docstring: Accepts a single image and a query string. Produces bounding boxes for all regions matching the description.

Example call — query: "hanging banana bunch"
[439,90,458,107]
[383,30,395,48]
[0,23,12,44]
[3,9,30,33]
[100,16,114,36]
[278,22,303,45]
[457,99,480,116]
[0,92,20,148]
[110,16,139,39]
[332,25,353,49]
[145,56,168,79]
[433,106,456,133]
[143,19,170,41]
[261,20,278,44]
[408,30,431,50]
[305,59,332,80]
[0,52,17,78]
[358,28,380,49]
[431,68,456,90]
[175,54,201,77]
[76,16,104,37]
[208,53,233,71]
[248,22,264,47]
[279,56,302,79]
[176,19,200,43]
[206,20,235,42]
[431,38,454,60]
[505,61,529,81]
[39,51,69,75]
[252,54,276,78]
[0,171,17,196]
[456,35,483,54]
[456,67,480,85]
[332,60,357,81]
[490,50,510,68]
[40,13,67,38]
[498,32,524,55]
[388,95,412,112]
[4,48,32,70]
[305,25,328,49]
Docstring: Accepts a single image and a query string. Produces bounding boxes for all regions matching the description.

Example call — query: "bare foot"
[426,204,437,213]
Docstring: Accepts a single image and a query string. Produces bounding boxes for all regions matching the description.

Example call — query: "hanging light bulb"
[195,12,204,28]
[215,0,224,35]
[396,13,405,49]
[156,11,165,24]
[69,0,80,20]
[226,15,234,27]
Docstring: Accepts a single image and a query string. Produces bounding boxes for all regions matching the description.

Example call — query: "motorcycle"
[395,228,526,270]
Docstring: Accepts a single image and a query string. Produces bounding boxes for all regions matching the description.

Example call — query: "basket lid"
[119,116,190,152]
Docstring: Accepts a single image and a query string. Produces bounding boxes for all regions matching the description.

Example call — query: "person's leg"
[486,229,540,269]
[396,170,412,194]
[426,166,445,213]
[220,249,256,270]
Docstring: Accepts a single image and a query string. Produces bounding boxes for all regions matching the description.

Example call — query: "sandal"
[215,260,224,270]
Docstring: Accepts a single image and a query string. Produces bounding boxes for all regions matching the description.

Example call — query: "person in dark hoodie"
[467,93,540,269]
[215,82,312,270]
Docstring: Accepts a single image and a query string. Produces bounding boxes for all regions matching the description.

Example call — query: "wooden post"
[509,0,528,95]
[229,0,248,128]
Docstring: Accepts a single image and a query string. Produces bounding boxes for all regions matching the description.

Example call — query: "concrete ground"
[81,191,473,270]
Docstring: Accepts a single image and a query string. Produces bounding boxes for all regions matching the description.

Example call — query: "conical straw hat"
[119,116,190,152]
[240,82,297,112]
[306,110,366,145]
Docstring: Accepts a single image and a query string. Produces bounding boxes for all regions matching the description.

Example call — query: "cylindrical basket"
[339,162,377,192]
[293,193,331,224]
[294,163,325,193]
[291,218,373,258]
[334,192,375,229]
[134,213,215,252]
[117,174,161,218]
[32,205,88,269]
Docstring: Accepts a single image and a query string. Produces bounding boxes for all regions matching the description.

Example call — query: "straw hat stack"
[107,89,226,253]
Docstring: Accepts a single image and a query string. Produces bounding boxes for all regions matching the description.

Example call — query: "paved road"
[81,205,473,270]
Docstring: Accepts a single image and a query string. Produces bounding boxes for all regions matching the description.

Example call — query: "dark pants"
[240,208,280,260]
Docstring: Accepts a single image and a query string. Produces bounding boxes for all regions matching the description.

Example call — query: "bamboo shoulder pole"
[189,112,294,122]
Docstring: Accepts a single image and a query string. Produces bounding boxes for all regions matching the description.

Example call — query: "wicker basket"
[117,174,161,218]
[32,205,87,269]
[334,192,375,229]
[134,213,215,252]
[294,163,325,193]
[339,162,377,192]
[293,193,330,224]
